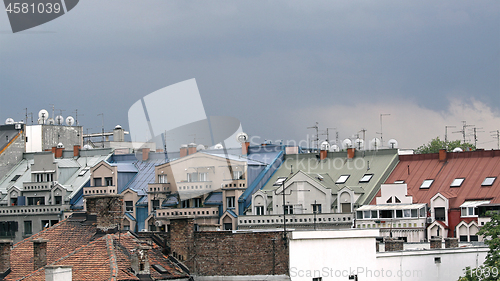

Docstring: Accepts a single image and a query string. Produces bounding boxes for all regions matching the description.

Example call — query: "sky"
[0,1,499,150]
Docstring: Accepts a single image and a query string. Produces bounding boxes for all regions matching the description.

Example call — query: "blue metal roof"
[125,212,136,221]
[162,194,178,207]
[136,196,148,206]
[204,192,223,205]
[226,209,238,218]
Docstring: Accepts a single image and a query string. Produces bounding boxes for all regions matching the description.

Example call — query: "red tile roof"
[372,150,500,209]
[5,217,188,281]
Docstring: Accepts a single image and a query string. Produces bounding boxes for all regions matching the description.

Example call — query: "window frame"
[482,177,496,186]
[226,196,235,209]
[420,179,434,189]
[336,175,350,184]
[450,178,465,187]
[359,174,374,183]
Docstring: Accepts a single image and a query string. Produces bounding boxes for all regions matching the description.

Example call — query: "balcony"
[223,179,246,189]
[147,183,171,193]
[238,213,354,229]
[0,204,69,216]
[23,181,54,191]
[83,186,117,196]
[356,218,426,229]
[155,207,219,219]
[176,181,213,192]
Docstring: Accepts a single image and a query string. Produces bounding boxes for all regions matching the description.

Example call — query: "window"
[193,198,202,208]
[24,221,32,236]
[363,210,370,219]
[284,205,293,215]
[223,223,232,230]
[273,177,287,186]
[199,172,208,182]
[359,174,373,183]
[420,179,434,189]
[411,209,418,218]
[371,210,378,219]
[232,171,243,180]
[312,204,322,214]
[105,177,113,186]
[386,197,392,203]
[158,174,168,183]
[420,207,426,217]
[28,197,45,206]
[435,207,445,221]
[461,207,477,217]
[152,200,159,210]
[450,178,465,187]
[482,177,496,186]
[125,201,134,212]
[54,196,62,205]
[226,197,235,209]
[356,211,363,219]
[403,209,411,218]
[380,210,393,218]
[341,203,351,213]
[396,209,403,218]
[255,206,264,215]
[336,175,350,184]
[94,178,102,187]
[187,172,198,182]
[181,200,190,208]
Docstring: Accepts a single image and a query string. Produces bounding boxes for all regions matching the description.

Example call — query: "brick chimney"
[439,149,447,162]
[188,143,197,155]
[384,238,403,252]
[242,142,250,156]
[32,239,49,270]
[85,195,124,232]
[73,145,81,157]
[320,150,328,160]
[180,145,188,158]
[142,148,150,161]
[444,237,458,248]
[131,245,151,277]
[347,148,356,159]
[430,237,442,249]
[0,240,12,274]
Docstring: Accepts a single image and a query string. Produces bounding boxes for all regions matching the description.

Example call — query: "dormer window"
[482,177,496,186]
[450,178,465,187]
[336,175,350,184]
[420,179,434,189]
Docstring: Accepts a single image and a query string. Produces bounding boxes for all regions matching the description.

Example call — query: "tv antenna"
[453,121,474,143]
[445,125,456,143]
[98,113,104,147]
[376,114,390,147]
[359,128,367,147]
[307,122,319,151]
[491,130,499,150]
[73,109,83,126]
[472,127,484,148]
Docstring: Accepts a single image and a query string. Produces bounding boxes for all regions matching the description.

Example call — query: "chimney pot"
[142,148,150,161]
[73,145,81,157]
[439,149,447,162]
[242,142,250,155]
[320,150,328,160]
[180,145,188,158]
[347,148,356,159]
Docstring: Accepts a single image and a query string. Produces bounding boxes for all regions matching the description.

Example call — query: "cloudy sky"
[0,1,499,150]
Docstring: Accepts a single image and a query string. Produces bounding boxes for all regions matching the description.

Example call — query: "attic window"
[359,174,373,183]
[394,180,405,184]
[420,179,434,189]
[482,177,496,186]
[152,264,168,274]
[273,177,287,187]
[336,175,350,184]
[11,175,21,182]
[450,178,465,188]
[78,168,89,177]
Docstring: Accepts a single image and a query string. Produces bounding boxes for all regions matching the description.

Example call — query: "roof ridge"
[106,235,119,281]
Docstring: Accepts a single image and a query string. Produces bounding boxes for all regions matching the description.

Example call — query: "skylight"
[482,177,496,186]
[10,175,21,182]
[394,180,405,184]
[420,179,434,189]
[359,174,373,183]
[336,175,350,184]
[450,178,465,187]
[273,177,287,187]
[78,168,89,177]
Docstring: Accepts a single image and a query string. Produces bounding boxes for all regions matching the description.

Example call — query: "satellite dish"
[369,138,381,150]
[329,144,340,152]
[214,143,224,149]
[56,142,64,148]
[65,116,75,126]
[355,138,365,150]
[197,144,205,151]
[55,115,64,125]
[38,109,49,120]
[5,118,14,125]
[453,147,463,152]
[320,141,330,151]
[342,139,352,149]
[47,118,55,125]
[388,139,398,149]
[114,125,122,130]
[83,144,93,150]
[236,132,249,143]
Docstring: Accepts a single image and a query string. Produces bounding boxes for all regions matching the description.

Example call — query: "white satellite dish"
[320,141,330,151]
[65,116,75,126]
[388,139,398,149]
[236,132,249,143]
[55,115,64,125]
[453,147,463,152]
[47,118,55,125]
[196,144,205,151]
[342,139,352,149]
[38,109,49,120]
[369,138,381,150]
[355,138,365,150]
[214,143,224,149]
[329,144,340,152]
[5,118,14,125]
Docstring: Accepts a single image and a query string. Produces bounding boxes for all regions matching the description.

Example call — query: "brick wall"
[85,195,124,231]
[384,239,404,252]
[0,240,12,273]
[168,218,289,276]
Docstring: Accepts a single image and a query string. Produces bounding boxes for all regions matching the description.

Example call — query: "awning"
[460,201,490,208]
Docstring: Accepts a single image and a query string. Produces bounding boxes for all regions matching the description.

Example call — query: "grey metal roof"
[204,192,223,205]
[121,159,165,196]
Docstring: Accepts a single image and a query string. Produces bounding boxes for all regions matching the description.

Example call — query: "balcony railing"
[238,212,354,227]
[83,186,117,195]
[147,183,171,193]
[0,204,68,216]
[155,207,219,219]
[176,181,213,192]
[356,218,426,229]
[223,179,246,189]
[23,181,54,191]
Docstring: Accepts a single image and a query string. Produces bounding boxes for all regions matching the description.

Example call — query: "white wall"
[26,125,42,153]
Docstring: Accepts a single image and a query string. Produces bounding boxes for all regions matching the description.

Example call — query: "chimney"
[384,238,403,252]
[113,125,125,142]
[242,142,250,156]
[142,148,150,161]
[131,245,151,277]
[439,149,447,162]
[347,148,356,159]
[0,240,12,274]
[188,143,197,155]
[180,145,188,158]
[430,237,442,249]
[32,239,49,270]
[85,195,124,232]
[320,150,328,160]
[45,265,72,281]
[73,145,81,157]
[444,237,459,248]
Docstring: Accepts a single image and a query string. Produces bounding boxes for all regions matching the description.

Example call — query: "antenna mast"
[98,113,104,148]
[491,130,500,150]
[445,125,456,143]
[307,122,319,151]
[377,114,390,147]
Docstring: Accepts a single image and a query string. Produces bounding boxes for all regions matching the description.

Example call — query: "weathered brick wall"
[0,240,12,273]
[430,237,442,249]
[384,239,404,252]
[445,237,459,248]
[85,195,124,231]
[168,218,289,276]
